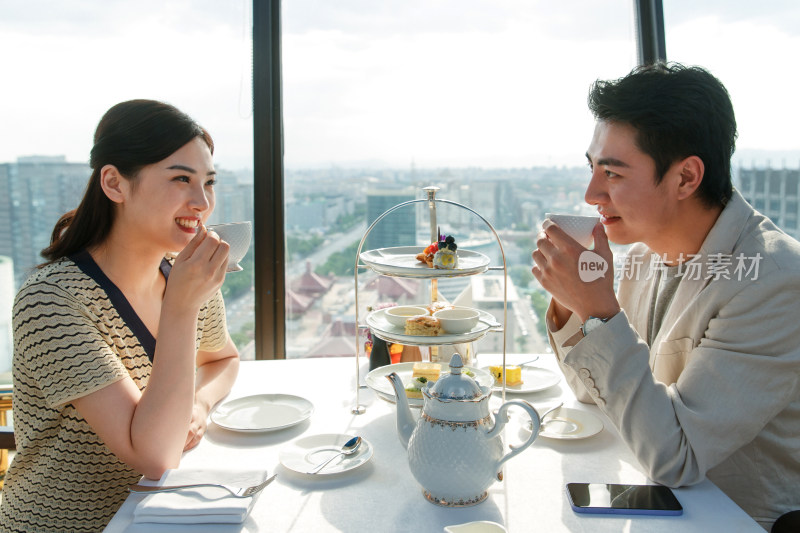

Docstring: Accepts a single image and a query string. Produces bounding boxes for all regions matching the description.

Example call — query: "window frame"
[252,0,664,359]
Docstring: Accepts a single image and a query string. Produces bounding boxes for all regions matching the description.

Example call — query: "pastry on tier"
[405,376,429,399]
[415,242,439,267]
[426,301,453,315]
[433,235,458,269]
[415,235,459,269]
[404,316,442,336]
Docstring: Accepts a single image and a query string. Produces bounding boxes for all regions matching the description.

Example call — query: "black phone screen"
[566,483,683,515]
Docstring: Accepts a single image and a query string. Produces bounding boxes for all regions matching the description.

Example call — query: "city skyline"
[1,2,799,171]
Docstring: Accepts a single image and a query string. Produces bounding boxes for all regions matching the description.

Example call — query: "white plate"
[359,246,490,278]
[211,394,314,432]
[482,366,562,394]
[366,308,500,346]
[364,362,495,408]
[279,434,374,475]
[538,407,603,440]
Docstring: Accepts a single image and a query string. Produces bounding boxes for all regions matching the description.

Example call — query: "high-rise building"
[0,256,14,373]
[365,186,416,250]
[738,167,800,240]
[2,157,253,289]
[205,169,254,227]
[5,156,89,288]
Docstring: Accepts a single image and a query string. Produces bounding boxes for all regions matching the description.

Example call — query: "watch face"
[582,317,607,336]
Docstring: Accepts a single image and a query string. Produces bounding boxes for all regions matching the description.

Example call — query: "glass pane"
[0,1,254,372]
[282,1,636,358]
[664,1,800,239]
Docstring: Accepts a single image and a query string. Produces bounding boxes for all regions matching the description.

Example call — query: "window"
[0,2,254,371]
[664,1,800,236]
[279,1,637,358]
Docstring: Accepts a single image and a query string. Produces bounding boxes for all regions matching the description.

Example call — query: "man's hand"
[532,221,620,323]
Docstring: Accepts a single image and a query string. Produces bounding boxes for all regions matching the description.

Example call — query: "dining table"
[104,353,763,533]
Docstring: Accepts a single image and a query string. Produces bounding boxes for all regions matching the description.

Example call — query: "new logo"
[578,251,608,282]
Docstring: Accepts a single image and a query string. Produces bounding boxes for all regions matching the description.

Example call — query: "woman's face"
[119,136,216,253]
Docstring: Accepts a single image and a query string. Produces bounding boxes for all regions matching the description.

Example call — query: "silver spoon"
[306,436,362,474]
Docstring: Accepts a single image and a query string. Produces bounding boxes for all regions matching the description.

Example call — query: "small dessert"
[489,365,523,386]
[405,376,429,399]
[433,235,458,270]
[415,242,439,267]
[404,315,442,336]
[426,301,453,315]
[412,362,441,382]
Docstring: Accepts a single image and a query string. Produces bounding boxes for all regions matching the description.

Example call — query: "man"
[532,63,800,531]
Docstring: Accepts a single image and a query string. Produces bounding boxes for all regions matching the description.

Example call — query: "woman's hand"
[184,402,209,451]
[167,226,230,312]
[532,221,620,323]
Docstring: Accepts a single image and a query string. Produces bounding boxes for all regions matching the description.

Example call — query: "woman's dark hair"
[588,62,737,207]
[41,99,213,264]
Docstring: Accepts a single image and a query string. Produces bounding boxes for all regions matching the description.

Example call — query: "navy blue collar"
[69,250,171,362]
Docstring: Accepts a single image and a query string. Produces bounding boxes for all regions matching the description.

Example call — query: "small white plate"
[367,308,500,346]
[365,362,495,408]
[444,521,508,533]
[279,434,374,475]
[483,366,562,394]
[360,246,490,278]
[538,407,604,440]
[211,394,314,432]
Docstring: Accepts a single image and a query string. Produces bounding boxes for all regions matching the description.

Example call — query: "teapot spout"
[386,372,414,449]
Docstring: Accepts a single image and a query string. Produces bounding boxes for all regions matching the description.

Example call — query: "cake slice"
[412,362,441,382]
[488,365,523,386]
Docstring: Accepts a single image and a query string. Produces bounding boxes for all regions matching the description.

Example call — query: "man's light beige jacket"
[548,190,800,530]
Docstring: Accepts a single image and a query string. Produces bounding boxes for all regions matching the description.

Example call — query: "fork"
[128,473,277,498]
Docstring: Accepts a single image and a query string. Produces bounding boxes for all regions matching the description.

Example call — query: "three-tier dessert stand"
[352,186,512,414]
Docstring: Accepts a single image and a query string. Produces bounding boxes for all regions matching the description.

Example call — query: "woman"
[0,100,240,532]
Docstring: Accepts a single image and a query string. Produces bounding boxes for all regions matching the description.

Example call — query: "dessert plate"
[366,308,500,346]
[537,407,603,440]
[211,394,314,432]
[482,366,562,394]
[279,434,374,475]
[365,362,494,408]
[360,246,490,278]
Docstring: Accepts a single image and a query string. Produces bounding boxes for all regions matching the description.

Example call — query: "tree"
[530,289,549,337]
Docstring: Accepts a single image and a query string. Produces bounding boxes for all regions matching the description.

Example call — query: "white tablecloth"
[105,354,762,532]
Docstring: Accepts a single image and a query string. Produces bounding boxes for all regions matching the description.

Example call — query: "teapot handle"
[487,400,540,474]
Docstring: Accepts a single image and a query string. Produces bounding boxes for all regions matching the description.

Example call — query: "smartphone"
[566,483,683,516]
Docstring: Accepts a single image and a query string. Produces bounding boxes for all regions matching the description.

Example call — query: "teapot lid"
[428,354,484,400]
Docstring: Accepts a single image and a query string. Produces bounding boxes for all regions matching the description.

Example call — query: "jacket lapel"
[651,190,753,351]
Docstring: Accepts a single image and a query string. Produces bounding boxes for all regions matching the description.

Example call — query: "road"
[286,223,367,278]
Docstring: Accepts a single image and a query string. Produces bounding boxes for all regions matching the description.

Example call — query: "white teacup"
[544,213,600,248]
[207,221,252,272]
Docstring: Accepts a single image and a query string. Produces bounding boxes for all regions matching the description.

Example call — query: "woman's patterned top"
[0,251,228,532]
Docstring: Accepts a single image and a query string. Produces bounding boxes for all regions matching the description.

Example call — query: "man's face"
[584,120,680,248]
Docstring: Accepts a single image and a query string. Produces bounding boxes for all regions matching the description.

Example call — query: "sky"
[1,0,798,171]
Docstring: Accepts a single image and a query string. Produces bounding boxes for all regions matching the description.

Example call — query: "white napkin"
[132,468,268,524]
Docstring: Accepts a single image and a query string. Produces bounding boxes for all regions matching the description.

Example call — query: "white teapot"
[386,354,540,507]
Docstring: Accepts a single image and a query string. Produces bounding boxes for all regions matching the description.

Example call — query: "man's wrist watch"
[581,316,612,337]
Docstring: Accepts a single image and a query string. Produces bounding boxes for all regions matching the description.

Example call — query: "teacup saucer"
[537,407,603,440]
[279,433,373,475]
